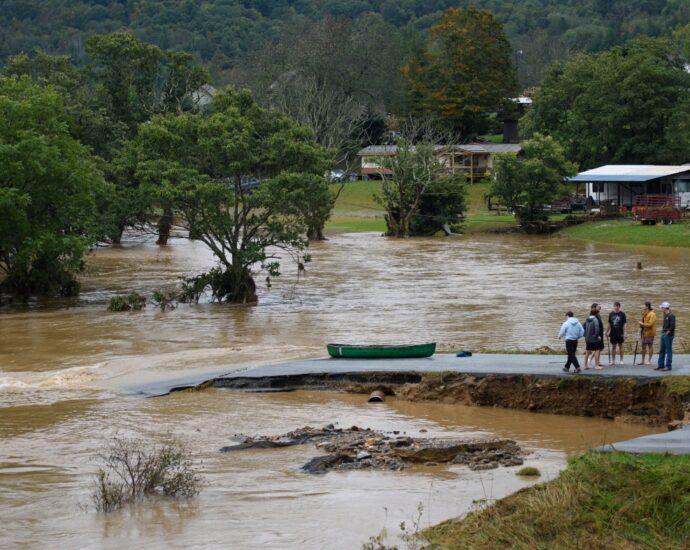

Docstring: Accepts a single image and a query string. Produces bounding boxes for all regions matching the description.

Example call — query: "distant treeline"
[2,0,689,86]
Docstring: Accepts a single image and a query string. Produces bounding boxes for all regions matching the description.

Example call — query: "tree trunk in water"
[307,224,325,241]
[219,262,258,304]
[156,206,173,246]
[111,223,126,245]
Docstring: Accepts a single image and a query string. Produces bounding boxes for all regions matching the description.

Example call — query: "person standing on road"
[606,301,627,365]
[583,307,603,370]
[638,301,657,366]
[592,303,605,368]
[655,302,675,372]
[559,310,585,373]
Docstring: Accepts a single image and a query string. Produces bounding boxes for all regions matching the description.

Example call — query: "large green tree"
[86,33,210,244]
[4,39,211,246]
[491,134,577,226]
[128,88,331,303]
[0,76,108,298]
[376,138,466,238]
[525,38,690,169]
[402,7,518,135]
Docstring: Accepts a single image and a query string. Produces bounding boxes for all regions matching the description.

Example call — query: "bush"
[107,291,146,312]
[91,436,202,512]
[152,289,177,311]
[107,295,130,312]
[516,466,541,477]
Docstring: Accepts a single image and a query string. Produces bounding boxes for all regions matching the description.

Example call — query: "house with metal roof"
[569,165,690,209]
[357,143,522,182]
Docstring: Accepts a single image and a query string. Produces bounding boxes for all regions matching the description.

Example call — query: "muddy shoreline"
[209,371,690,426]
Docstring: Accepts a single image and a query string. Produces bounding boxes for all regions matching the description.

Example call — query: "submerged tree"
[129,88,331,303]
[86,32,210,244]
[0,76,109,298]
[491,133,577,225]
[376,137,466,238]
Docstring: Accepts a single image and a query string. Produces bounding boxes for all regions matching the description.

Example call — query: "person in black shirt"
[606,301,627,365]
[655,302,676,371]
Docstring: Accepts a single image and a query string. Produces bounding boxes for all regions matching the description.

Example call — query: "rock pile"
[220,425,524,474]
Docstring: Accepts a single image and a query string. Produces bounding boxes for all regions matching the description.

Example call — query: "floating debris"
[220,425,524,474]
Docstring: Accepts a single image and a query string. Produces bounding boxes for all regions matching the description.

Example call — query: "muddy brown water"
[1,231,688,548]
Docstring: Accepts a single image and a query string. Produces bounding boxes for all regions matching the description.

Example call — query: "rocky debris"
[220,425,525,474]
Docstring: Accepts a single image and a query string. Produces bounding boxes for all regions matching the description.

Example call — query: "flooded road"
[1,231,687,548]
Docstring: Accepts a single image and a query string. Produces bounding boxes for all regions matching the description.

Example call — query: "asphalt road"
[216,352,690,379]
[131,352,690,455]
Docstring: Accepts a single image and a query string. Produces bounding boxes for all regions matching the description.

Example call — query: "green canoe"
[326,342,436,359]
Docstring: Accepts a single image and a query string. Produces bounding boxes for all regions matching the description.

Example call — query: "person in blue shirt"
[559,310,585,373]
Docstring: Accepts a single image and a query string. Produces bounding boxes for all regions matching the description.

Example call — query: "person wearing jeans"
[559,310,585,373]
[656,302,675,372]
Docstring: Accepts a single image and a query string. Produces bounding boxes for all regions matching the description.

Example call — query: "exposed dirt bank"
[211,372,690,426]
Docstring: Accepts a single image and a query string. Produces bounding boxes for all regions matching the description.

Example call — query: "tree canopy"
[2,1,690,90]
[0,76,109,298]
[376,138,466,237]
[127,88,331,303]
[402,7,518,135]
[525,38,690,169]
[491,133,577,225]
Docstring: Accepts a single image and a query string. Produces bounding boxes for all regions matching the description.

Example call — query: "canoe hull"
[326,343,436,359]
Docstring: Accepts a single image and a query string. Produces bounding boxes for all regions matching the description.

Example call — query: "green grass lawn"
[326,181,384,233]
[562,218,690,248]
[423,452,690,549]
[325,181,689,245]
[326,180,520,234]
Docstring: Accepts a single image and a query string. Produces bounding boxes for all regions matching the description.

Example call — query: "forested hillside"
[2,0,689,85]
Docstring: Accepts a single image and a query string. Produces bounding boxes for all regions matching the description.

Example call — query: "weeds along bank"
[422,452,690,549]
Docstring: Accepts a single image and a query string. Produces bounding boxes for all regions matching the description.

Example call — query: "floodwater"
[1,231,688,548]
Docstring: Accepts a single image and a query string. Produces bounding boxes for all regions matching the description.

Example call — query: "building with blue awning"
[568,165,690,209]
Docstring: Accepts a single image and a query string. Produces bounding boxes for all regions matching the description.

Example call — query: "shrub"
[126,291,146,310]
[107,291,146,312]
[107,295,131,312]
[151,289,177,311]
[91,436,202,512]
[516,466,541,477]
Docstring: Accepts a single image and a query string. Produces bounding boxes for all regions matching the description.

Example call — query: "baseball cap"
[659,301,671,309]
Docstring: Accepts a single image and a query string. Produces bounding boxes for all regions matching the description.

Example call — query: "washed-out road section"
[127,352,690,456]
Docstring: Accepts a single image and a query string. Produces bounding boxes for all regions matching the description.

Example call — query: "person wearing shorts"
[606,301,627,365]
[638,301,657,366]
[583,307,603,370]
[592,303,605,367]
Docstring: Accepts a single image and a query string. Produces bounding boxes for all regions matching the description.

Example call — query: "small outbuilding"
[569,165,690,209]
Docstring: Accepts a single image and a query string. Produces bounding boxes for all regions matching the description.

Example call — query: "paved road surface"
[131,353,690,455]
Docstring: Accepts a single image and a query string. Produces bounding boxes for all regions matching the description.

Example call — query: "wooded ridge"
[2,1,689,85]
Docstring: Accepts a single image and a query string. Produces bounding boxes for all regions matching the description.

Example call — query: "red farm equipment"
[631,194,682,224]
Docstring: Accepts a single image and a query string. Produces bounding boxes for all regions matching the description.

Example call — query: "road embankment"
[209,369,690,426]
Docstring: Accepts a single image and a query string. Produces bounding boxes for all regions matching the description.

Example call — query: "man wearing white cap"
[655,302,675,372]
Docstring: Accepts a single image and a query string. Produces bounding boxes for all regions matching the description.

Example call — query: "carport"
[569,165,690,208]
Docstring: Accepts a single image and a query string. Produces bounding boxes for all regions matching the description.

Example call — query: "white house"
[569,165,690,209]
